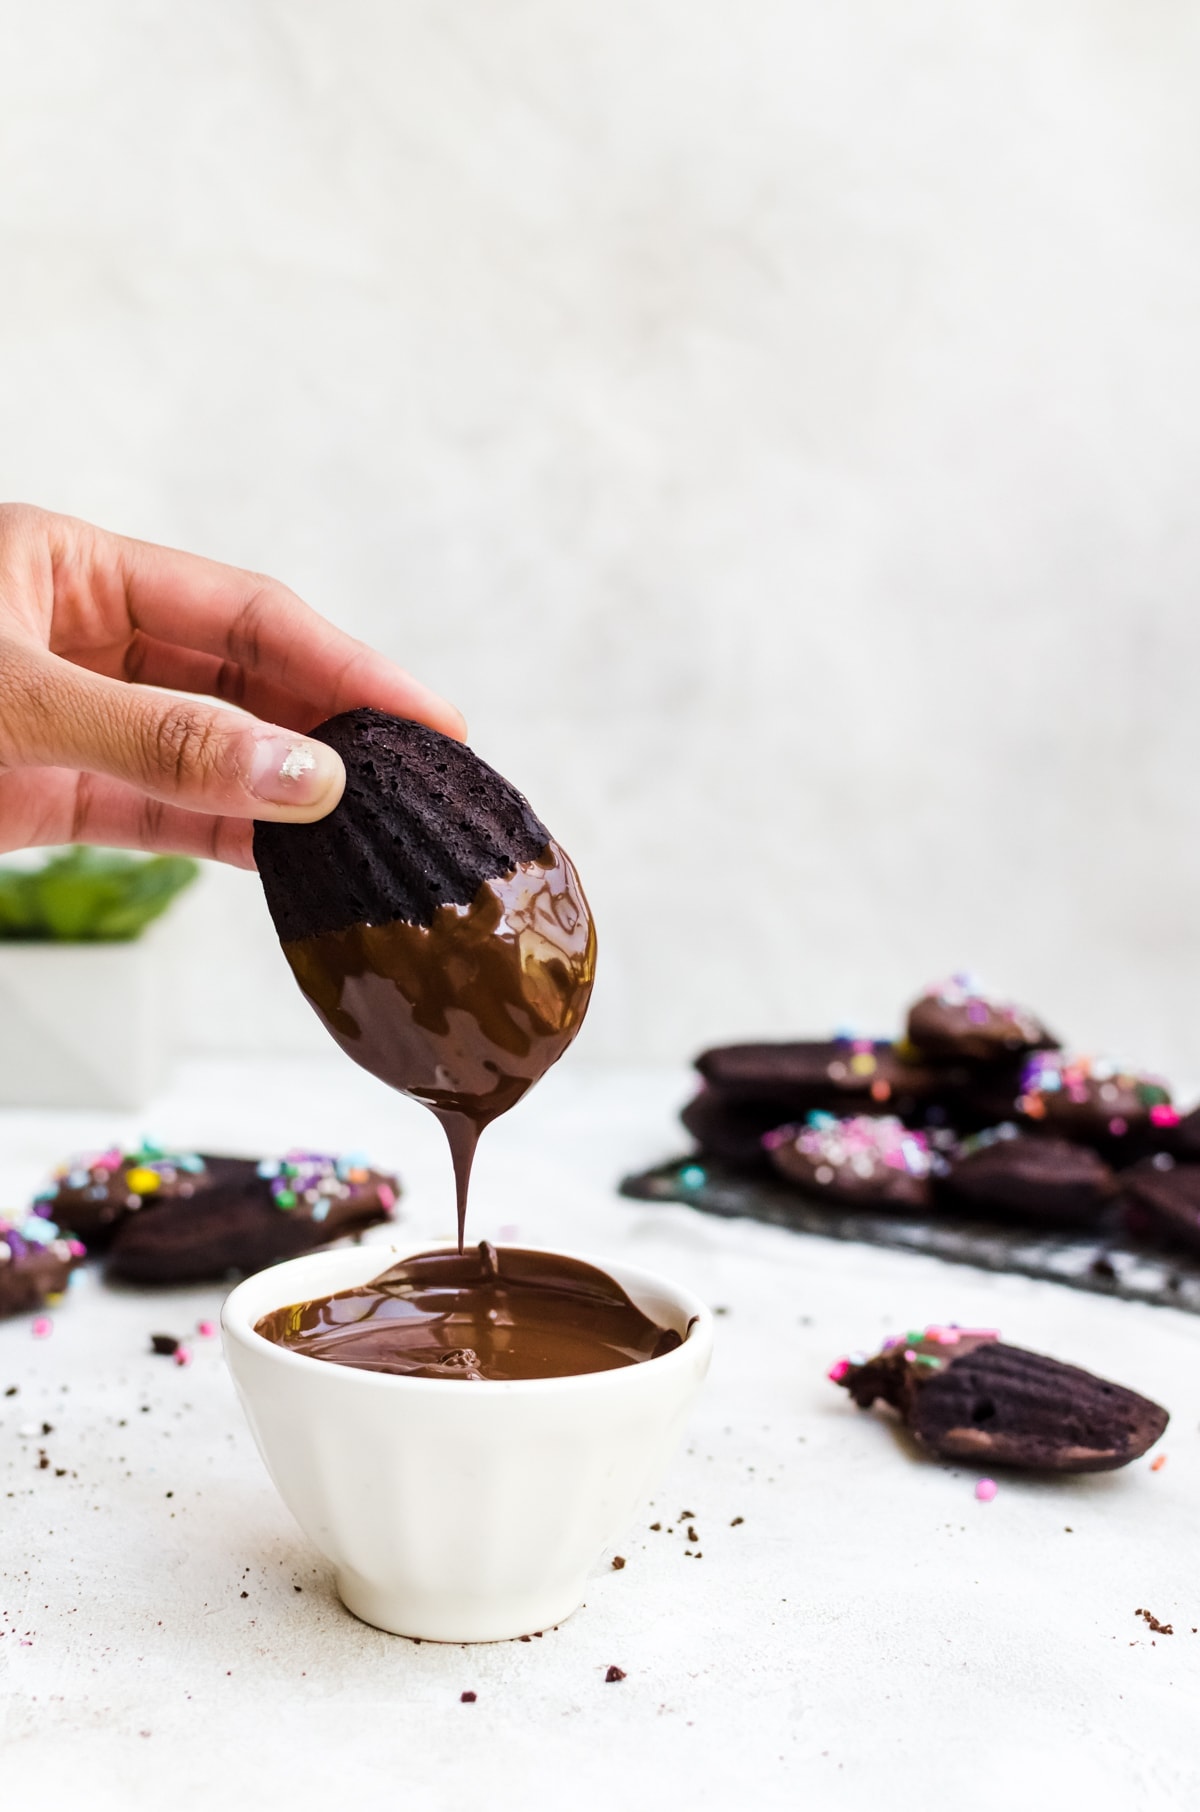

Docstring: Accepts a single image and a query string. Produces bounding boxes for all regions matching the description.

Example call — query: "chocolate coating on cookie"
[906,975,1056,1065]
[37,1143,212,1244]
[105,1151,398,1285]
[766,1114,933,1210]
[0,1209,85,1319]
[253,708,551,943]
[694,1039,945,1118]
[833,1327,1167,1472]
[1016,1053,1172,1149]
[939,1128,1115,1226]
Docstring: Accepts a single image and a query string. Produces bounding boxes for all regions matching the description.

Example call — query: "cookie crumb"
[730,1515,744,1527]
[611,1556,626,1571]
[605,1665,626,1683]
[687,1525,699,1542]
[1136,1607,1173,1635]
[649,1522,661,1532]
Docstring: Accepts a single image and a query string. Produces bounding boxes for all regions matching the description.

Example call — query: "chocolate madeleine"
[0,1209,85,1318]
[694,1039,946,1119]
[831,1327,1167,1472]
[766,1114,933,1210]
[938,1128,1116,1226]
[36,1142,216,1245]
[680,1087,783,1170]
[1122,1155,1200,1253]
[1016,1052,1173,1151]
[906,975,1057,1065]
[105,1152,397,1285]
[253,709,595,1248]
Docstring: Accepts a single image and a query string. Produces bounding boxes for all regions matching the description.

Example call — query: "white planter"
[0,928,169,1109]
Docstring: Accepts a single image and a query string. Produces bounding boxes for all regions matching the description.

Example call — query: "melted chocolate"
[281,842,595,1249]
[255,1243,682,1381]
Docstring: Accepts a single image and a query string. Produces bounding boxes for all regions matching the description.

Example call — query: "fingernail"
[249,735,344,810]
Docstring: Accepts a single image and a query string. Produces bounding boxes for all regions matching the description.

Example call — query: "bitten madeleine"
[831,1326,1167,1472]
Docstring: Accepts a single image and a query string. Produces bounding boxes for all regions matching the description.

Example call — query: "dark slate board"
[620,1155,1200,1314]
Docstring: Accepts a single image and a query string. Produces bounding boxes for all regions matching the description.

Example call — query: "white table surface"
[0,1056,1196,1810]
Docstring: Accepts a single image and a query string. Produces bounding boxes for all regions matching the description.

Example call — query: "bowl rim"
[221,1238,713,1396]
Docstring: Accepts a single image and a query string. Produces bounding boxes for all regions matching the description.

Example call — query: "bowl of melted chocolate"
[223,1240,712,1643]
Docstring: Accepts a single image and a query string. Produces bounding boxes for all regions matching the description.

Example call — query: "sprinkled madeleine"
[831,1327,1168,1472]
[105,1150,398,1285]
[695,1039,944,1115]
[765,1113,933,1210]
[906,974,1057,1065]
[35,1141,213,1245]
[0,1208,85,1319]
[1016,1053,1174,1149]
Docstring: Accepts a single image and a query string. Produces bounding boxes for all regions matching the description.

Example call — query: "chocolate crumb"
[461,1690,477,1703]
[54,1468,66,1478]
[240,1592,248,1599]
[150,1335,180,1357]
[37,1453,48,1470]
[4,1387,16,1397]
[41,1422,52,1436]
[1136,1607,1173,1635]
[649,1522,662,1532]
[680,1509,696,1518]
[611,1556,626,1571]
[687,1525,699,1543]
[605,1666,626,1683]
[520,1634,531,1642]
[1065,1527,1073,1533]
[294,1586,303,1593]
[730,1516,744,1527]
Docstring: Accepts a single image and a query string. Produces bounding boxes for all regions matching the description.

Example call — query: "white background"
[2,1,1200,1081]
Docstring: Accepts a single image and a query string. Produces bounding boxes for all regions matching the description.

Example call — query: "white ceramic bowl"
[222,1241,713,1642]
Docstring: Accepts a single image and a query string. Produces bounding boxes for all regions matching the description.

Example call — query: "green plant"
[0,847,199,941]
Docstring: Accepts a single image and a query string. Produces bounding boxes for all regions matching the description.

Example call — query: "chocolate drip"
[255,1243,682,1381]
[280,841,595,1250]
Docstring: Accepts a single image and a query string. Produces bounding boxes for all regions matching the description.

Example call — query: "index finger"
[111,532,467,741]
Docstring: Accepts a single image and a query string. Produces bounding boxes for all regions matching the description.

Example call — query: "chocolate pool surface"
[255,1243,682,1381]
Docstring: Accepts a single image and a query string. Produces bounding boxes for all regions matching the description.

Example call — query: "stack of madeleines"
[684,975,1200,1251]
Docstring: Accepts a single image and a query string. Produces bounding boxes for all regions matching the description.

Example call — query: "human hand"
[0,505,465,869]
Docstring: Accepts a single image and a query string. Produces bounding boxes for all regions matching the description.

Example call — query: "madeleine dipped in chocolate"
[254,710,596,1245]
[766,1114,934,1210]
[106,1152,397,1285]
[0,1208,85,1318]
[832,1327,1167,1472]
[906,975,1057,1065]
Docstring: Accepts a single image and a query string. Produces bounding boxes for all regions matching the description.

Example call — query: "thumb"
[0,642,346,821]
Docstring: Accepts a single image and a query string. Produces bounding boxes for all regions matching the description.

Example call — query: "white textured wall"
[3,2,1200,1080]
